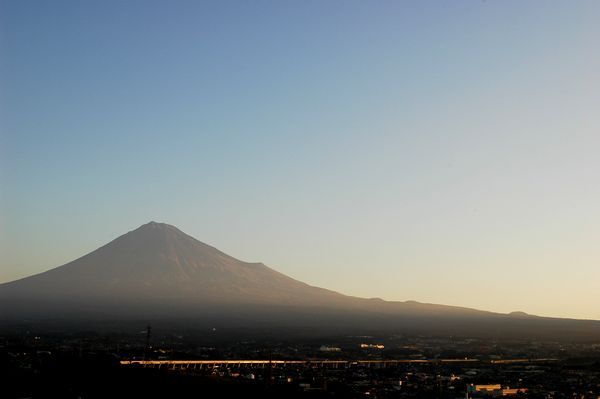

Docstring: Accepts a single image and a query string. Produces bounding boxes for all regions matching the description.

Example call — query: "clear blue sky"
[1,1,599,319]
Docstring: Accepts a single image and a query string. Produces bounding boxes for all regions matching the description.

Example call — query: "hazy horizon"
[1,1,599,320]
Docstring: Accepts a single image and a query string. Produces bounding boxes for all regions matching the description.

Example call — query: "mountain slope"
[0,222,352,306]
[0,222,489,316]
[1,222,599,341]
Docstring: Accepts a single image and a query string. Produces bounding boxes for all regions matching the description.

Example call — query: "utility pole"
[144,325,152,360]
[267,349,272,386]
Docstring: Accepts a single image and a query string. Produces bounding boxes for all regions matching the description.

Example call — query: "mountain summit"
[0,221,345,307]
[1,222,599,340]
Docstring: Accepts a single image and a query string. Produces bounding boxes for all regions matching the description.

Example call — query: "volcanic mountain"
[1,222,599,340]
[0,222,376,310]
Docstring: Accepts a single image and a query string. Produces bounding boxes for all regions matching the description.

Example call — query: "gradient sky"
[1,1,599,320]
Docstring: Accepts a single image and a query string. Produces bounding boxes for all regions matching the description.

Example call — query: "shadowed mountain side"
[1,222,599,341]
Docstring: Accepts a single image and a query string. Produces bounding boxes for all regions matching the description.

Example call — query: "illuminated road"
[120,358,557,370]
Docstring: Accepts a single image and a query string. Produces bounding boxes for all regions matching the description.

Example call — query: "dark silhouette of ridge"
[1,222,599,341]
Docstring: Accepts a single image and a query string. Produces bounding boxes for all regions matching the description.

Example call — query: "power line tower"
[144,324,152,360]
